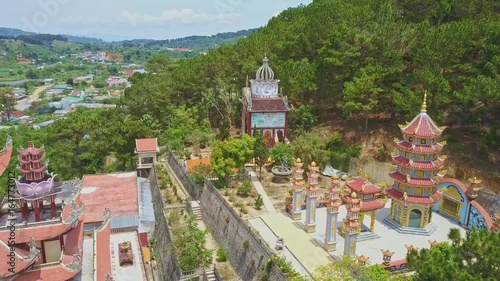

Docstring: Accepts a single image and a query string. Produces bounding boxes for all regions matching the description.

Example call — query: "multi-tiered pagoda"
[385,93,447,233]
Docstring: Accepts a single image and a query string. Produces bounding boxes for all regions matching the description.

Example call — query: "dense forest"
[125,0,499,165]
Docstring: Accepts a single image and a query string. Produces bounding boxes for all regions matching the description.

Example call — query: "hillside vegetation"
[125,0,499,182]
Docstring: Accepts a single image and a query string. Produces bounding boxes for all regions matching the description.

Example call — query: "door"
[409,209,422,228]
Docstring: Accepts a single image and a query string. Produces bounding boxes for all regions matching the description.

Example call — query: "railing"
[167,151,201,200]
[181,269,203,280]
[213,264,223,281]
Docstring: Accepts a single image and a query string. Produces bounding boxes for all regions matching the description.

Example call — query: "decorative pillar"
[357,213,364,234]
[324,178,341,251]
[343,192,361,257]
[20,201,27,222]
[381,249,395,266]
[304,162,319,233]
[50,196,56,218]
[405,244,418,253]
[370,211,376,232]
[357,255,369,265]
[34,200,41,222]
[291,158,304,220]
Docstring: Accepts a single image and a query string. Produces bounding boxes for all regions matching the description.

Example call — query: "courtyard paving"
[110,231,147,281]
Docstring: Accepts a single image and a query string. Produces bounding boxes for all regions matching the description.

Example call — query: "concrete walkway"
[246,168,276,214]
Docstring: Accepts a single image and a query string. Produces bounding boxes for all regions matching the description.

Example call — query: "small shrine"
[135,138,159,177]
[385,93,446,234]
[341,177,386,240]
[241,57,291,147]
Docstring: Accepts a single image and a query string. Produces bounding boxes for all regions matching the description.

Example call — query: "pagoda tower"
[343,192,361,257]
[304,161,319,233]
[324,176,342,251]
[385,93,447,234]
[291,158,305,220]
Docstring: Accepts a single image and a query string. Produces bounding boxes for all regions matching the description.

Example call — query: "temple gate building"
[241,57,291,147]
[385,94,446,234]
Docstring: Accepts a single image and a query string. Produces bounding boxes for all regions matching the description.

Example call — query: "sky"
[1,0,312,41]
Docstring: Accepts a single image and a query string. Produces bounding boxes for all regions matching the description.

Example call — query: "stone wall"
[167,151,201,200]
[149,168,182,281]
[201,180,288,281]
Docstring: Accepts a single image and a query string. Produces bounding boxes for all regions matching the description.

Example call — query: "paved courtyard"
[110,231,147,281]
[303,200,466,264]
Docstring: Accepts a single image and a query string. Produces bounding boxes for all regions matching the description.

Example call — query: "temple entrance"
[409,209,422,228]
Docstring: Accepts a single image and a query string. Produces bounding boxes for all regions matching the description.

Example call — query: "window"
[420,139,426,144]
[408,137,413,142]
[401,167,407,173]
[414,187,423,195]
[419,155,425,161]
[417,170,425,177]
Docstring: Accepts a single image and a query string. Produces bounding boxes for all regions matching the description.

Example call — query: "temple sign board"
[251,112,286,128]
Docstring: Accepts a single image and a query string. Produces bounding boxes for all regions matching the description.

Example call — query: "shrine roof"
[396,141,444,154]
[385,188,442,205]
[249,97,291,112]
[346,177,381,194]
[360,199,386,211]
[18,141,44,157]
[399,112,444,138]
[135,138,158,153]
[392,156,443,170]
[81,172,138,224]
[0,241,37,279]
[389,171,441,186]
[0,139,12,177]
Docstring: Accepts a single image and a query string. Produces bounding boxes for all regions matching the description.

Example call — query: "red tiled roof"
[16,219,84,281]
[18,141,44,156]
[386,188,442,205]
[95,218,112,281]
[250,97,290,112]
[389,171,440,186]
[347,177,381,194]
[0,142,12,177]
[396,141,444,154]
[139,232,148,247]
[135,138,158,153]
[187,158,211,171]
[360,199,386,211]
[81,172,138,223]
[71,90,80,96]
[392,156,443,170]
[400,112,444,138]
[125,69,134,76]
[0,241,37,279]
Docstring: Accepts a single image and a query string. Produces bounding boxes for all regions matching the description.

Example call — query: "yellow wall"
[44,239,62,263]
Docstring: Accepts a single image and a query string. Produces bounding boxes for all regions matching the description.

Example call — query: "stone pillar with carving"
[324,176,341,251]
[291,158,304,220]
[343,192,361,257]
[304,162,319,233]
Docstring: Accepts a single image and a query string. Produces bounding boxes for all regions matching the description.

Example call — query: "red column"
[41,241,47,263]
[21,202,27,222]
[34,200,41,222]
[50,196,56,218]
[59,235,64,250]
[284,111,289,140]
[39,200,44,219]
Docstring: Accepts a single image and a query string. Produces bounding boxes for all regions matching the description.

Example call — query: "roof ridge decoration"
[421,91,427,113]
[62,254,82,272]
[94,208,112,233]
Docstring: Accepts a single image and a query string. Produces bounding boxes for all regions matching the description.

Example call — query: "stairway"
[383,217,438,236]
[191,201,202,220]
[205,269,216,281]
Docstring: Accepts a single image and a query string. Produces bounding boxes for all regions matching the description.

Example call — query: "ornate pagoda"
[385,93,446,234]
[0,141,107,281]
[241,57,291,147]
[342,177,386,237]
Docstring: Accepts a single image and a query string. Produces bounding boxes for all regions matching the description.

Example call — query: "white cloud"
[58,9,240,27]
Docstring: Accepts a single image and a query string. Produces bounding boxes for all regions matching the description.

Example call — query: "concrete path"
[246,168,276,214]
[260,213,334,274]
[248,217,310,277]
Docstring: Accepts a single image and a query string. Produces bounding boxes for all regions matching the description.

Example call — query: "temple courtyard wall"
[200,180,288,281]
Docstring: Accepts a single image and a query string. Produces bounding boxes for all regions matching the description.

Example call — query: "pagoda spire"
[421,91,428,112]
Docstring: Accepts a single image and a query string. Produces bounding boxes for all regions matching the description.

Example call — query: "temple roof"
[18,141,44,157]
[359,199,386,211]
[256,57,274,80]
[392,156,444,170]
[249,97,291,112]
[395,140,444,154]
[135,138,158,153]
[389,171,442,187]
[386,188,442,205]
[0,240,38,279]
[399,93,445,138]
[95,209,112,281]
[347,177,382,194]
[0,136,13,177]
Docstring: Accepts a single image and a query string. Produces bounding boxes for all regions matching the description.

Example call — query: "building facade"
[241,57,291,147]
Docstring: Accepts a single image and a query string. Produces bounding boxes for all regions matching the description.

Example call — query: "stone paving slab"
[260,213,334,273]
[246,168,276,213]
[248,217,310,277]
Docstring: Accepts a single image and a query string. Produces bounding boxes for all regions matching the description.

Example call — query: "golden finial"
[296,158,301,163]
[421,91,427,112]
[351,192,357,198]
[311,161,316,167]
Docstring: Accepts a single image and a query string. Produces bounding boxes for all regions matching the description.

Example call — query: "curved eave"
[391,156,443,170]
[17,148,44,157]
[386,188,442,205]
[360,199,386,211]
[18,164,48,174]
[18,155,45,164]
[0,242,37,279]
[389,171,441,187]
[396,141,444,154]
[399,113,445,138]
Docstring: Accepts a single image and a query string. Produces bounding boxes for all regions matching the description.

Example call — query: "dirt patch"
[216,262,240,281]
[219,183,266,219]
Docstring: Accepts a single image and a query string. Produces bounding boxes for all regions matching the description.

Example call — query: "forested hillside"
[125,0,499,179]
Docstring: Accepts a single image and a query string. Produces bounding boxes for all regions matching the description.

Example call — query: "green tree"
[253,129,269,179]
[291,133,330,170]
[269,142,294,167]
[0,88,16,122]
[211,134,255,180]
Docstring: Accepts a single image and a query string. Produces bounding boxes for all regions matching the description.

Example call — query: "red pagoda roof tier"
[399,112,445,138]
[0,241,38,279]
[395,141,444,154]
[18,155,44,164]
[18,141,44,157]
[386,188,442,205]
[346,177,382,194]
[389,171,441,186]
[18,164,48,174]
[249,97,291,112]
[392,156,443,170]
